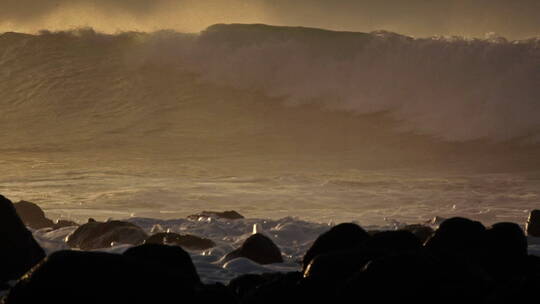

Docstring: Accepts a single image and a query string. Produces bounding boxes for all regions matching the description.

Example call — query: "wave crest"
[1,24,540,143]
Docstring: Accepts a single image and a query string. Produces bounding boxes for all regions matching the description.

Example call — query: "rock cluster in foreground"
[1,195,539,304]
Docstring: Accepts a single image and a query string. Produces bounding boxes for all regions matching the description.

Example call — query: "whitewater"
[2,24,540,275]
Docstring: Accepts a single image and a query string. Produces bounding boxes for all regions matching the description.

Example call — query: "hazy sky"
[1,0,540,38]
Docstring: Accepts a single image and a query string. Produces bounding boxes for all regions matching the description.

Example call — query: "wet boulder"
[424,217,486,260]
[0,195,45,283]
[340,253,446,304]
[303,223,370,271]
[124,244,201,286]
[223,233,283,265]
[301,251,370,303]
[526,210,540,237]
[188,210,244,220]
[66,220,148,250]
[301,231,424,291]
[145,232,215,250]
[52,219,79,230]
[6,250,197,304]
[13,200,77,231]
[303,251,370,284]
[482,222,529,280]
[365,230,424,256]
[485,222,528,258]
[13,200,54,230]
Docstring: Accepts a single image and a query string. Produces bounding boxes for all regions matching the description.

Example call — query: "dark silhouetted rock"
[145,232,215,250]
[223,233,283,265]
[303,251,370,283]
[366,230,423,255]
[341,253,446,304]
[196,283,239,304]
[302,252,370,303]
[188,210,244,220]
[0,195,45,283]
[485,255,540,302]
[13,200,54,229]
[301,236,426,303]
[486,222,528,258]
[401,224,435,243]
[124,244,201,286]
[66,220,148,250]
[526,209,540,237]
[424,217,485,260]
[241,272,302,304]
[12,200,77,231]
[228,272,302,302]
[366,229,382,236]
[6,250,197,304]
[302,231,423,296]
[302,223,370,271]
[482,222,529,280]
[0,195,45,282]
[228,274,269,299]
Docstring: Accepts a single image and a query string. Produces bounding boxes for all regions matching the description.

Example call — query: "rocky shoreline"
[1,194,539,303]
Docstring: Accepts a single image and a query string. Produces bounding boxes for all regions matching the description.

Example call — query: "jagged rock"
[526,210,540,237]
[188,210,244,220]
[145,233,215,250]
[6,250,197,304]
[223,233,283,265]
[66,220,148,250]
[13,201,54,230]
[0,195,46,283]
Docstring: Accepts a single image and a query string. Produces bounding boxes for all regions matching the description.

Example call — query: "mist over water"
[1,24,540,225]
[2,0,540,39]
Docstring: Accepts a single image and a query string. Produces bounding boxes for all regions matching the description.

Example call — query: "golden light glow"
[0,0,539,38]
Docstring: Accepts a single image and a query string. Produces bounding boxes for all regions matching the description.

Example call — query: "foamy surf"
[29,215,540,284]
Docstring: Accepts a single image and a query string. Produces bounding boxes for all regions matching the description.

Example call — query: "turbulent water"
[1,24,540,226]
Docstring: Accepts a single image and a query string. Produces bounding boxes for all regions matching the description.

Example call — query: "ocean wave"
[1,24,539,144]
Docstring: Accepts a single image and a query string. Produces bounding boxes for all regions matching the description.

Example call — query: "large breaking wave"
[1,24,539,150]
[192,25,540,142]
[3,24,540,225]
